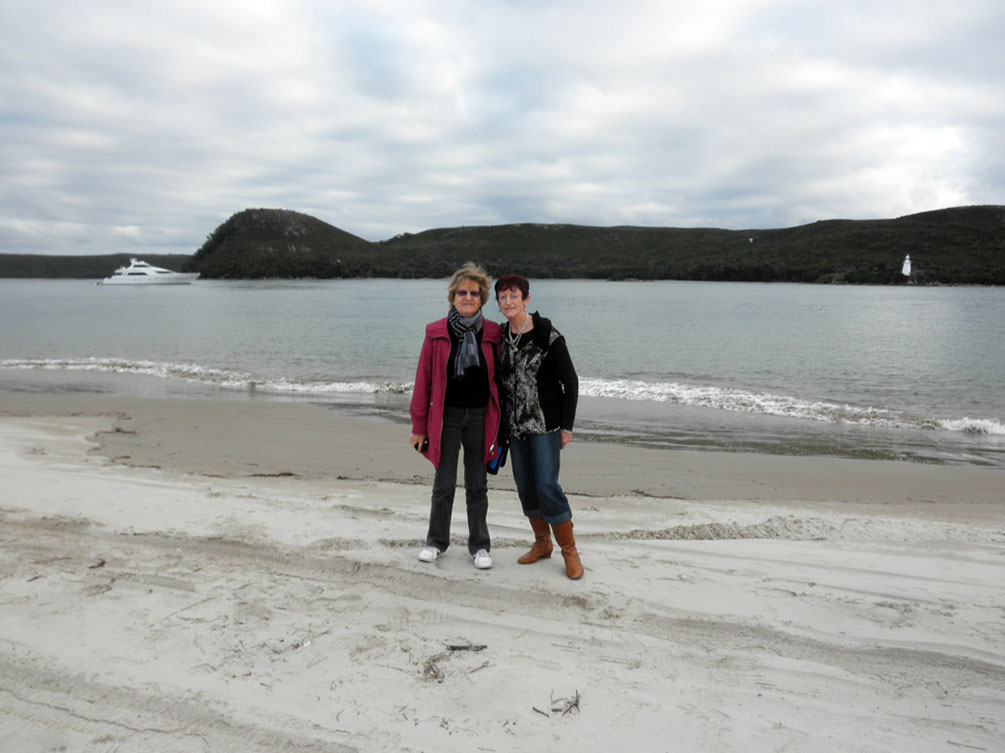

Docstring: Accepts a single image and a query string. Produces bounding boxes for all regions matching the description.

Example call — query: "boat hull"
[100,274,200,285]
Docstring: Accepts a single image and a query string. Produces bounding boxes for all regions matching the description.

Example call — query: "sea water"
[1,278,1003,466]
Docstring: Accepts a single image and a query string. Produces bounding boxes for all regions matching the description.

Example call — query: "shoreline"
[3,350,1003,470]
[2,390,1003,751]
[2,390,1002,515]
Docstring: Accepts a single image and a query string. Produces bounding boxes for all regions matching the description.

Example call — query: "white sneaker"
[472,549,493,569]
[418,546,440,562]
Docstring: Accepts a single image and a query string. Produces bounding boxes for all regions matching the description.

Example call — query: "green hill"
[2,205,1003,283]
[187,208,385,278]
[375,206,1005,284]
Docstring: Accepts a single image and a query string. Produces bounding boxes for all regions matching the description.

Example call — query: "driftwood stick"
[947,742,987,752]
[161,594,221,621]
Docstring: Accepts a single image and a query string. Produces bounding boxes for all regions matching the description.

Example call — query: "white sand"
[1,396,1003,752]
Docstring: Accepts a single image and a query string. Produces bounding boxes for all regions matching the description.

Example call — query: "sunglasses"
[455,290,481,298]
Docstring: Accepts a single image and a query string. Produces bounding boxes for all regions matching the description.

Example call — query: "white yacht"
[100,259,200,285]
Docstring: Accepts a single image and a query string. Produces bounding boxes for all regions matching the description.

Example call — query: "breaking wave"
[0,358,413,397]
[579,377,1005,435]
[3,358,1001,437]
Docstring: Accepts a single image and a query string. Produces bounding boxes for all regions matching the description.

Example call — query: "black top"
[445,327,489,408]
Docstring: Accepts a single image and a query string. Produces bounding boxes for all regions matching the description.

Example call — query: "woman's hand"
[560,430,572,450]
[409,433,426,452]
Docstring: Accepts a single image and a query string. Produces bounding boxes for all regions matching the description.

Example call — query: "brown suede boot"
[551,521,584,580]
[518,516,553,564]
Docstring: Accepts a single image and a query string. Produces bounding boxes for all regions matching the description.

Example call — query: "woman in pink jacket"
[409,263,503,569]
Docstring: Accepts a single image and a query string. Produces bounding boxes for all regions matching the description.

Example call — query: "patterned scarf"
[447,306,483,378]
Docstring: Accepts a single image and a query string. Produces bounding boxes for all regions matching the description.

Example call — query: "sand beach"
[1,392,1003,752]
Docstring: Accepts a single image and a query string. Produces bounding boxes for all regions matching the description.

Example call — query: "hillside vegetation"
[375,206,1005,284]
[3,206,1003,283]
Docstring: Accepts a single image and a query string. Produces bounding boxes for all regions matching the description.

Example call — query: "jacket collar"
[427,315,502,344]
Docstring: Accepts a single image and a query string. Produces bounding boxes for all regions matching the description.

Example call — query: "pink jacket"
[409,317,502,469]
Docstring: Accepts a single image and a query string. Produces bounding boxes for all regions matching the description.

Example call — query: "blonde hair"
[447,262,490,309]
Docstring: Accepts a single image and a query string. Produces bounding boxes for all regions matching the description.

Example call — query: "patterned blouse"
[498,313,578,440]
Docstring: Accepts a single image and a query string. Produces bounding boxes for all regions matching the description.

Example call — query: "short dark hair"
[494,274,529,300]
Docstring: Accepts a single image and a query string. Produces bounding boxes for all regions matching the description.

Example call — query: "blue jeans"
[508,430,572,525]
[427,406,490,555]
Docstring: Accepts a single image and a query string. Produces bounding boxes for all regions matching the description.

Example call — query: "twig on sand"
[32,556,72,565]
[551,690,581,716]
[534,690,582,718]
[161,594,221,621]
[947,742,987,751]
[291,628,332,650]
[376,663,410,675]
[423,653,447,682]
[423,642,490,681]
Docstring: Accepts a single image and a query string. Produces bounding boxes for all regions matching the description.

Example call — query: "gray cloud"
[1,0,1002,255]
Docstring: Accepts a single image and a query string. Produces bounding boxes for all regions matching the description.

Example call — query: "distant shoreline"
[2,270,998,287]
[3,204,1004,284]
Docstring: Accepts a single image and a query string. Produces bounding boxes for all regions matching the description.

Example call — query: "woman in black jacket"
[494,274,583,580]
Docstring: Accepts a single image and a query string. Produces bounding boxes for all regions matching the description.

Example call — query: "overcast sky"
[2,1,1003,255]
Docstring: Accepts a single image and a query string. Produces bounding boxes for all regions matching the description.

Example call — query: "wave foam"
[0,358,412,397]
[937,417,1005,435]
[1,357,251,387]
[3,359,1000,436]
[579,377,1004,435]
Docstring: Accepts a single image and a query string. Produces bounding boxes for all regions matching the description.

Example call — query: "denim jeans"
[508,430,572,525]
[427,406,490,555]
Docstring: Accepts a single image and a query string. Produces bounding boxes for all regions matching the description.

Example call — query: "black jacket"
[499,311,578,438]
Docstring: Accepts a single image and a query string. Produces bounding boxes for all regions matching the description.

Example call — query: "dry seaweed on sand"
[534,690,581,717]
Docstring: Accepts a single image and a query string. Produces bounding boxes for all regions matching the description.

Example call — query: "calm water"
[2,278,1003,466]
